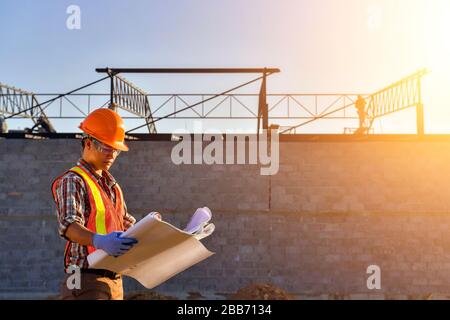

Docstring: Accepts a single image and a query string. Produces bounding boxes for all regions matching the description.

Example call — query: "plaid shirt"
[53,158,136,270]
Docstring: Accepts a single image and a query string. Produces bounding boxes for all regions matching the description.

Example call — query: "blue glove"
[92,231,138,257]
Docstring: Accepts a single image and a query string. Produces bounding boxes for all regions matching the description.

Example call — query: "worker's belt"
[81,268,121,280]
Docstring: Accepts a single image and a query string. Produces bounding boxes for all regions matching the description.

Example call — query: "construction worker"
[51,108,138,300]
[355,95,367,130]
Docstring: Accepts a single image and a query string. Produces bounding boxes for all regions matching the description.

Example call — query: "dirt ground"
[47,282,295,300]
[125,282,295,300]
[227,283,295,300]
[125,291,178,300]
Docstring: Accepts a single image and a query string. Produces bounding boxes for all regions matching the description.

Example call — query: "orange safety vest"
[51,165,125,267]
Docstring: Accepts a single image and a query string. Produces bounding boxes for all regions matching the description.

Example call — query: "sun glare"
[422,1,450,71]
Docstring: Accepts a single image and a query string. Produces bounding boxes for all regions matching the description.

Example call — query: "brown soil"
[228,283,295,300]
[125,291,178,300]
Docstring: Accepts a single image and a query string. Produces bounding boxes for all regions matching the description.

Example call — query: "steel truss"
[0,82,55,133]
[281,69,428,134]
[110,74,156,133]
[366,69,427,135]
[3,93,363,119]
[0,69,427,135]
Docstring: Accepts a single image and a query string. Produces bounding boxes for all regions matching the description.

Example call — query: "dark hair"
[81,137,89,150]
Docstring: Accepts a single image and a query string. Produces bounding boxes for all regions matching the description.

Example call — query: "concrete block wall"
[272,141,450,212]
[1,136,450,299]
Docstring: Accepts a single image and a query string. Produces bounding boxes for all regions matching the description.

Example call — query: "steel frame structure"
[0,69,427,135]
[3,93,362,119]
[0,82,55,133]
[366,69,427,135]
[97,68,280,134]
[109,74,157,133]
[280,69,428,135]
[0,83,41,122]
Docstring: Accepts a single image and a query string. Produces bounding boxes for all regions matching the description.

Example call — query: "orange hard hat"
[79,108,129,151]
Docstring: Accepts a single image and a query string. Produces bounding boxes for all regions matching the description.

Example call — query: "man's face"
[84,138,121,172]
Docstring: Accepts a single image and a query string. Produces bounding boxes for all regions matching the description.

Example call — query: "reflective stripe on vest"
[70,166,107,235]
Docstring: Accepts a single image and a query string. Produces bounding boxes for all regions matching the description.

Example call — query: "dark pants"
[60,272,123,300]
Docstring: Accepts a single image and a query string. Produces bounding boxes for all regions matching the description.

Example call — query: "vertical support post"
[108,68,116,111]
[417,103,424,136]
[416,75,424,136]
[110,75,115,111]
[30,95,35,118]
[257,69,268,134]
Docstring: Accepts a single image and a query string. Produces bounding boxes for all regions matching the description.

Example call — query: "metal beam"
[96,68,281,74]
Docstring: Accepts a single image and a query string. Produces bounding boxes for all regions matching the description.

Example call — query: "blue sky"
[1,0,449,133]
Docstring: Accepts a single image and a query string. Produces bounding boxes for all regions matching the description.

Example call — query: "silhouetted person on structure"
[355,95,367,133]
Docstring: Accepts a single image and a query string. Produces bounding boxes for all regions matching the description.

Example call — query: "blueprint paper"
[87,213,214,289]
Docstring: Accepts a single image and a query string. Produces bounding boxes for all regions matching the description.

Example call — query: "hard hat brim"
[109,140,129,152]
[79,125,129,152]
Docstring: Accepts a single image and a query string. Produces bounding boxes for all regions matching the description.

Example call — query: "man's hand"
[92,231,138,257]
